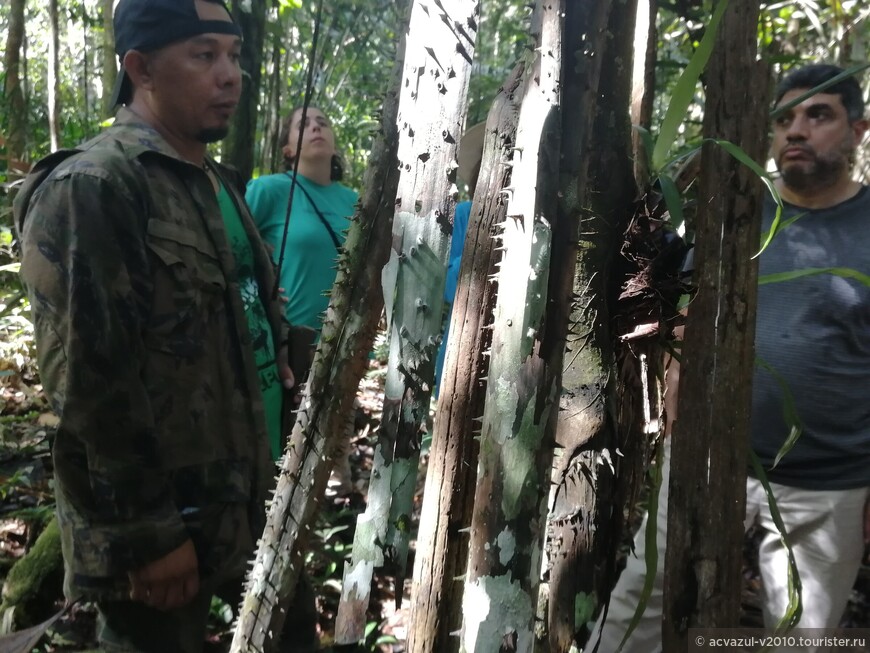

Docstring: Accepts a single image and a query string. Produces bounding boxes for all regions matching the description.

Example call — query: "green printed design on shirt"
[217,183,284,460]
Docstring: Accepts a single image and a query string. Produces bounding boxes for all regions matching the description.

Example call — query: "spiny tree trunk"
[100,0,116,118]
[224,0,267,180]
[542,1,639,650]
[407,63,523,653]
[662,0,768,646]
[3,0,27,171]
[459,2,565,651]
[334,0,480,644]
[228,6,410,650]
[48,0,61,152]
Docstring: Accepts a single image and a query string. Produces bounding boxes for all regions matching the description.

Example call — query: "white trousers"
[593,444,868,653]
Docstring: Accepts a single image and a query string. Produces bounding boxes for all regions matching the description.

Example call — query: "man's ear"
[123,50,156,93]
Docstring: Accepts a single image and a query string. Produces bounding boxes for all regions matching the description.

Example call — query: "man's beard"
[778,146,849,193]
[197,127,230,144]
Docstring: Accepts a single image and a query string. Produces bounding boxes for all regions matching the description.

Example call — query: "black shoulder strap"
[286,173,342,251]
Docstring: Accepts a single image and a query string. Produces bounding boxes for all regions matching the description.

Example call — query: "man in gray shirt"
[595,64,869,652]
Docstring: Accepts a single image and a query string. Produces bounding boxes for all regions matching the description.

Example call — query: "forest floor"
[1,361,868,652]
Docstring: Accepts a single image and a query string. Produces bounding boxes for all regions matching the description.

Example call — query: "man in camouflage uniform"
[14,0,301,649]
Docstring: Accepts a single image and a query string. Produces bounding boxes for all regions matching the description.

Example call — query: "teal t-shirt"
[216,183,284,460]
[245,172,357,332]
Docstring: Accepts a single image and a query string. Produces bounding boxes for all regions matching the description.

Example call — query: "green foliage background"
[0,0,867,370]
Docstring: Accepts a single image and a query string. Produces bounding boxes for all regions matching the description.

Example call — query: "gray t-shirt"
[752,186,870,490]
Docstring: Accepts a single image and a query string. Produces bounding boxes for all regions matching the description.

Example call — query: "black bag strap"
[285,173,342,251]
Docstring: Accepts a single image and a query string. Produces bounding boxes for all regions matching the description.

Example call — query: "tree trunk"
[3,0,27,172]
[662,0,768,646]
[100,0,116,118]
[224,0,267,180]
[459,2,566,651]
[260,33,283,174]
[407,63,523,653]
[543,0,640,649]
[630,0,657,183]
[48,0,61,152]
[334,0,479,643]
[228,6,410,650]
[82,6,92,139]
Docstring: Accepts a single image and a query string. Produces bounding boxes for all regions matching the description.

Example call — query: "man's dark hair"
[775,64,865,122]
[279,107,344,182]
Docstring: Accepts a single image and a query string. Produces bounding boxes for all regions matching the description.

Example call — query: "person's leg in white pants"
[745,478,868,651]
[591,445,670,653]
[592,442,868,653]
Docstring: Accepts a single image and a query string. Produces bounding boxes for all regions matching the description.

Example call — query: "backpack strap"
[285,173,342,251]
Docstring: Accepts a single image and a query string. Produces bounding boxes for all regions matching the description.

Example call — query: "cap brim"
[457,122,486,186]
[108,68,132,109]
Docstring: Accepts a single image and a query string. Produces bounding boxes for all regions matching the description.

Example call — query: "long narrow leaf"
[759,266,870,288]
[616,441,665,653]
[755,357,803,468]
[757,212,805,253]
[770,62,870,119]
[709,138,768,177]
[632,125,655,172]
[658,173,684,230]
[749,451,802,637]
[651,0,729,170]
[704,138,788,258]
[661,144,701,172]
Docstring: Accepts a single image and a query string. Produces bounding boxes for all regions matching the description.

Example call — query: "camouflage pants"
[97,574,318,653]
[97,588,213,653]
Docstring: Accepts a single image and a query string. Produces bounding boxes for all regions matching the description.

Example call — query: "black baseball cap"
[109,0,242,108]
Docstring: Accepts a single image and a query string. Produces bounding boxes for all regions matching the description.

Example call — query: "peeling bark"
[459,2,566,651]
[334,0,480,644]
[407,64,524,653]
[662,0,768,646]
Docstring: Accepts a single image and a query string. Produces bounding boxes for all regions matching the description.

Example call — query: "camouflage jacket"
[14,109,287,600]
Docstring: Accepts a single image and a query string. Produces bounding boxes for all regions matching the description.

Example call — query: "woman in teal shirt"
[246,106,358,332]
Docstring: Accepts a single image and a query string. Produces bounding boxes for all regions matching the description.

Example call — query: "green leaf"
[658,173,684,230]
[675,293,692,313]
[708,138,767,177]
[652,0,729,171]
[0,263,21,274]
[661,144,701,172]
[749,451,802,637]
[759,267,870,288]
[617,441,664,653]
[757,211,805,256]
[704,139,785,258]
[632,125,655,172]
[770,62,870,119]
[755,357,802,468]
